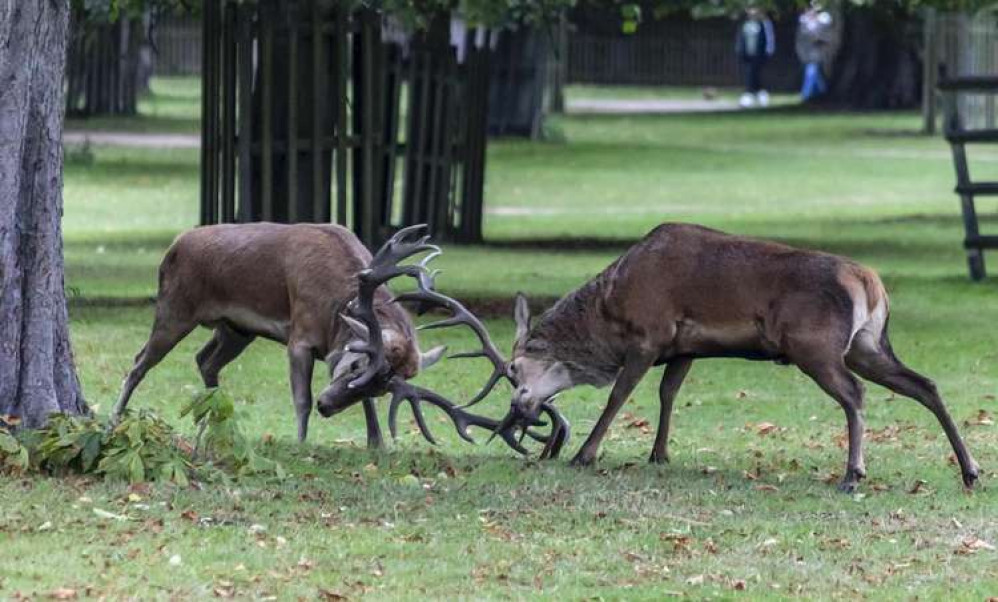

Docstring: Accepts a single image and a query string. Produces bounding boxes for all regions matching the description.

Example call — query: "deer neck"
[534,278,623,388]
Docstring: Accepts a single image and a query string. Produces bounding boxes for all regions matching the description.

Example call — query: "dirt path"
[63,131,200,149]
[566,98,742,114]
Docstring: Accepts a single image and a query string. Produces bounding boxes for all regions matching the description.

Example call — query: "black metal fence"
[151,15,201,76]
[567,18,800,91]
[200,1,490,246]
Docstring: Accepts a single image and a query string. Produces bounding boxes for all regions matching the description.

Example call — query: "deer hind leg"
[650,358,693,465]
[197,323,255,388]
[112,314,197,424]
[798,357,867,492]
[785,326,868,493]
[362,398,384,450]
[846,331,980,488]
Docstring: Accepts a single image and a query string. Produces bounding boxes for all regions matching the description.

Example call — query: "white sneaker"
[756,90,770,107]
[739,93,755,108]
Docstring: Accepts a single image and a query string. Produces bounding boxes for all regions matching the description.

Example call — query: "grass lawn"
[4,80,998,599]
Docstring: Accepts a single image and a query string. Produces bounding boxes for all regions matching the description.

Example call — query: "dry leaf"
[48,588,77,600]
[686,575,705,586]
[318,590,348,601]
[755,422,777,435]
[957,537,996,555]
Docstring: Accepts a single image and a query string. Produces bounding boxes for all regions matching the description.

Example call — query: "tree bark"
[0,0,88,427]
[819,7,921,109]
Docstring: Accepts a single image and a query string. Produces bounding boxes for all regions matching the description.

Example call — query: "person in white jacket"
[735,6,776,107]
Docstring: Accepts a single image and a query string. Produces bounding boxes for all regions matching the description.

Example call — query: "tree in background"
[631,0,993,109]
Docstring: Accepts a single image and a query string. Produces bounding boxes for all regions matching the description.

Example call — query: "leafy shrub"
[0,388,283,485]
[181,388,285,479]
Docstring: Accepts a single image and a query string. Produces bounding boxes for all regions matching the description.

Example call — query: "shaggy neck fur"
[530,270,624,387]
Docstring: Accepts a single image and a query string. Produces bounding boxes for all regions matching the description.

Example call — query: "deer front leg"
[571,349,657,467]
[650,357,693,465]
[288,342,315,443]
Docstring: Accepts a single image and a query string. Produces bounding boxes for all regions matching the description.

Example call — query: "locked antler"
[344,224,567,455]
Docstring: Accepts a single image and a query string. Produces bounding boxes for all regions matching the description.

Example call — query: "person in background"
[735,6,776,108]
[796,1,836,101]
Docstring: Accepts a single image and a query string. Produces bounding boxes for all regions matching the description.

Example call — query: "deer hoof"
[963,465,980,489]
[648,450,670,465]
[837,468,865,493]
[569,451,595,468]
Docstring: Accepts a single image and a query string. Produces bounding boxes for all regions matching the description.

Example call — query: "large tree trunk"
[0,1,88,427]
[820,7,921,109]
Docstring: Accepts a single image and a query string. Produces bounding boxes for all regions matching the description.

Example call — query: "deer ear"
[419,345,447,370]
[513,292,531,345]
[340,314,369,339]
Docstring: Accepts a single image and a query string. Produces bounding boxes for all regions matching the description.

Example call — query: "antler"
[393,259,509,409]
[346,224,440,392]
[344,224,571,458]
[384,376,552,455]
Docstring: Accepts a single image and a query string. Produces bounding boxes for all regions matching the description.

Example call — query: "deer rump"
[110,223,561,455]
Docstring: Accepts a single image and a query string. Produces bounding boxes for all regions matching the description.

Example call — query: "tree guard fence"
[66,12,144,116]
[200,0,491,247]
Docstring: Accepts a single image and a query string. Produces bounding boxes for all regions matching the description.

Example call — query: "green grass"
[65,76,201,134]
[4,81,998,599]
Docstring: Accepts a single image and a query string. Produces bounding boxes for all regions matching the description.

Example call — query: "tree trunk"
[820,7,921,109]
[0,0,89,427]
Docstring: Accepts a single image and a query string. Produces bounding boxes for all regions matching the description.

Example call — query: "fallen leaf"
[755,484,779,492]
[957,537,996,555]
[732,579,747,591]
[48,588,77,600]
[908,480,927,495]
[967,410,994,426]
[92,508,130,521]
[755,422,777,435]
[318,590,348,601]
[686,574,705,585]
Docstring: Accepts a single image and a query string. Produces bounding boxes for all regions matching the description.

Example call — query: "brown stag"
[111,223,557,452]
[496,223,979,492]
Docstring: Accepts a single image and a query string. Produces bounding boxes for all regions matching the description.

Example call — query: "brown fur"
[514,223,979,491]
[112,223,421,445]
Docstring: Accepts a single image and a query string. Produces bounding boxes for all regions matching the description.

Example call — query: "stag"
[496,223,979,491]
[111,223,561,452]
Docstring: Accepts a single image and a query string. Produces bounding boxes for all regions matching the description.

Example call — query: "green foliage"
[0,391,282,485]
[181,388,285,479]
[0,426,30,473]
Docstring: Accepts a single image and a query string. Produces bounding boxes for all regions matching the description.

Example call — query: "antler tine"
[385,377,549,454]
[388,258,511,409]
[347,225,439,391]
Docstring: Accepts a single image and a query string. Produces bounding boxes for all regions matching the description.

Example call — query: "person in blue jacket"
[736,6,776,108]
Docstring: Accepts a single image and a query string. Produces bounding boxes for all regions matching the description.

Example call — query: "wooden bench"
[938,75,998,280]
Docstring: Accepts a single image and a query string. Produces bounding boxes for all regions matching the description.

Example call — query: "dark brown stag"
[499,223,979,492]
[112,223,558,452]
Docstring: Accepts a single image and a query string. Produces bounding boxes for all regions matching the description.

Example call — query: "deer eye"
[525,340,546,353]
